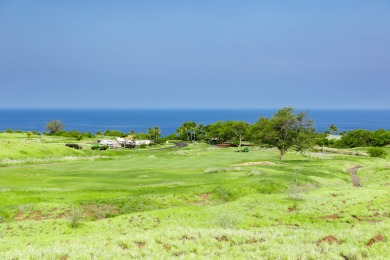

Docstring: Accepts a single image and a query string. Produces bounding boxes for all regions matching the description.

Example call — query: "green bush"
[91,144,100,150]
[100,145,109,150]
[367,147,387,158]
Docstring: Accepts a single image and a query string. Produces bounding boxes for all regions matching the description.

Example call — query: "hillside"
[0,134,389,259]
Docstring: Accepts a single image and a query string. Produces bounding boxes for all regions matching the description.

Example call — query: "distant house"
[133,140,150,146]
[97,139,114,147]
[99,138,150,148]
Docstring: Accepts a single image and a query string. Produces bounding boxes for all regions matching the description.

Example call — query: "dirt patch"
[317,235,338,245]
[56,210,71,219]
[233,161,276,166]
[81,204,119,220]
[195,193,212,205]
[198,193,211,200]
[215,235,229,242]
[59,255,68,260]
[351,215,362,222]
[321,214,339,220]
[246,238,264,244]
[181,235,196,241]
[367,234,385,246]
[14,207,74,221]
[288,207,296,213]
[331,194,338,198]
[163,244,171,252]
[135,241,146,249]
[14,211,44,221]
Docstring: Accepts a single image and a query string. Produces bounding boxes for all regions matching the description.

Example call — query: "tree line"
[4,107,389,160]
[40,107,317,160]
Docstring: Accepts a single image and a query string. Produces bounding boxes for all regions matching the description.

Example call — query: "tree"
[176,121,197,142]
[226,121,249,147]
[250,107,316,160]
[147,126,161,140]
[46,120,65,134]
[329,124,338,135]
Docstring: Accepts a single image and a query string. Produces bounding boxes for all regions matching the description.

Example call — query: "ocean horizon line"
[1,107,390,111]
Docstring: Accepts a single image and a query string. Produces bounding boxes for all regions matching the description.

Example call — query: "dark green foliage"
[139,144,148,148]
[91,144,100,150]
[316,137,336,147]
[367,147,387,158]
[50,130,94,139]
[65,143,82,150]
[371,129,390,147]
[337,129,390,148]
[147,126,161,140]
[249,107,316,160]
[91,144,109,150]
[103,130,125,137]
[329,124,338,134]
[338,129,372,148]
[176,121,205,142]
[204,121,249,146]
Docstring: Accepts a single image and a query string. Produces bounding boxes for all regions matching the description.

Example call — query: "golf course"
[0,132,389,259]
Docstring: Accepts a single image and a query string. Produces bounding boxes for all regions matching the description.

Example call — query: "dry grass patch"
[232,161,276,166]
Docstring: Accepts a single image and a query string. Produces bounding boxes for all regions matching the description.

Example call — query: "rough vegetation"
[0,132,389,259]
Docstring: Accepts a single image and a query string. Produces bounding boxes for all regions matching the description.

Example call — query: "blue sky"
[1,1,389,109]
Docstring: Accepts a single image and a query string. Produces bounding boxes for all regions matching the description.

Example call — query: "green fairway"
[0,134,389,259]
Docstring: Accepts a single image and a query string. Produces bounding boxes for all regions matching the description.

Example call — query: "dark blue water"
[0,109,389,136]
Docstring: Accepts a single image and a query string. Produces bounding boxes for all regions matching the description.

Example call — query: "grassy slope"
[0,134,389,259]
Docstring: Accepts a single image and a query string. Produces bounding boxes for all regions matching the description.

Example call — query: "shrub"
[91,144,109,150]
[100,145,109,150]
[91,144,100,150]
[69,208,81,229]
[367,147,387,158]
[65,143,82,150]
[139,144,148,148]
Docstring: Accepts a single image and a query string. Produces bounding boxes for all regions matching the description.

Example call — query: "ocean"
[0,109,389,136]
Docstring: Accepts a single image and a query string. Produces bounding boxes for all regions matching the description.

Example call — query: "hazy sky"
[1,1,389,109]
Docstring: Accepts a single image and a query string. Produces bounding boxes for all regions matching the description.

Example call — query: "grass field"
[0,133,389,259]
